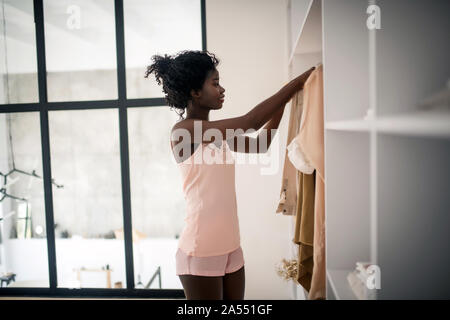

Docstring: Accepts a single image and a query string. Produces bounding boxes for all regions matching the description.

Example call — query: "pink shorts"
[176,246,245,277]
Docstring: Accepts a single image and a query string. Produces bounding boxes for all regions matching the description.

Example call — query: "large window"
[0,0,39,104]
[0,0,205,297]
[128,106,186,290]
[124,0,202,99]
[44,0,118,102]
[0,112,49,288]
[49,108,126,289]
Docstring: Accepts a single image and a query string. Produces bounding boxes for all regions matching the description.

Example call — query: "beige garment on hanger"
[298,64,325,300]
[276,90,303,216]
[293,169,315,292]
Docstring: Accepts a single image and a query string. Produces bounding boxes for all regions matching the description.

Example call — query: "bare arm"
[257,104,285,152]
[227,105,286,153]
[246,67,313,131]
[173,67,315,145]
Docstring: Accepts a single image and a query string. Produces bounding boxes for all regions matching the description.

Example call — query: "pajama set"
[174,137,244,276]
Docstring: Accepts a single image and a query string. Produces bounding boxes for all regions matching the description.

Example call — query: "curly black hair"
[144,50,220,121]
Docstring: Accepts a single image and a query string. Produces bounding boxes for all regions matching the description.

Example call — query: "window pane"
[0,112,49,287]
[49,109,126,289]
[44,0,117,102]
[0,0,39,104]
[124,0,202,99]
[128,106,183,289]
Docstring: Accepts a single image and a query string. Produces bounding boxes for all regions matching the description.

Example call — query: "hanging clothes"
[287,68,320,294]
[276,89,303,216]
[287,129,314,174]
[297,64,325,300]
[284,86,316,293]
[293,169,316,292]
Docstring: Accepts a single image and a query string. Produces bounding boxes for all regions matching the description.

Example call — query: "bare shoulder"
[171,120,192,150]
[171,118,205,140]
[171,118,194,133]
[171,120,201,163]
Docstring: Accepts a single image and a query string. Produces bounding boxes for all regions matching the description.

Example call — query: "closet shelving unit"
[287,0,450,299]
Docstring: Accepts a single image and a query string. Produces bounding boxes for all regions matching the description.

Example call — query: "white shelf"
[326,118,373,132]
[325,109,450,139]
[318,0,449,299]
[288,0,322,66]
[326,269,357,300]
[376,109,450,139]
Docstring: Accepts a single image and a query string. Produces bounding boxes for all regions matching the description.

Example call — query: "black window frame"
[0,0,206,299]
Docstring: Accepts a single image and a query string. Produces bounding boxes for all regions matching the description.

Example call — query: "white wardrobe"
[287,0,450,299]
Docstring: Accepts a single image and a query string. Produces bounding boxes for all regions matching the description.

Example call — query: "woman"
[145,50,314,300]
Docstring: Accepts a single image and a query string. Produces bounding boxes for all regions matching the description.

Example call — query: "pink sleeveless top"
[174,139,241,257]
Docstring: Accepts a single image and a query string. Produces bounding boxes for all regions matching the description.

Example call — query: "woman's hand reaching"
[297,66,316,85]
[288,66,315,90]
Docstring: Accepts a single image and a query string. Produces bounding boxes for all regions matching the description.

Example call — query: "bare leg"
[223,265,245,300]
[178,274,223,300]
